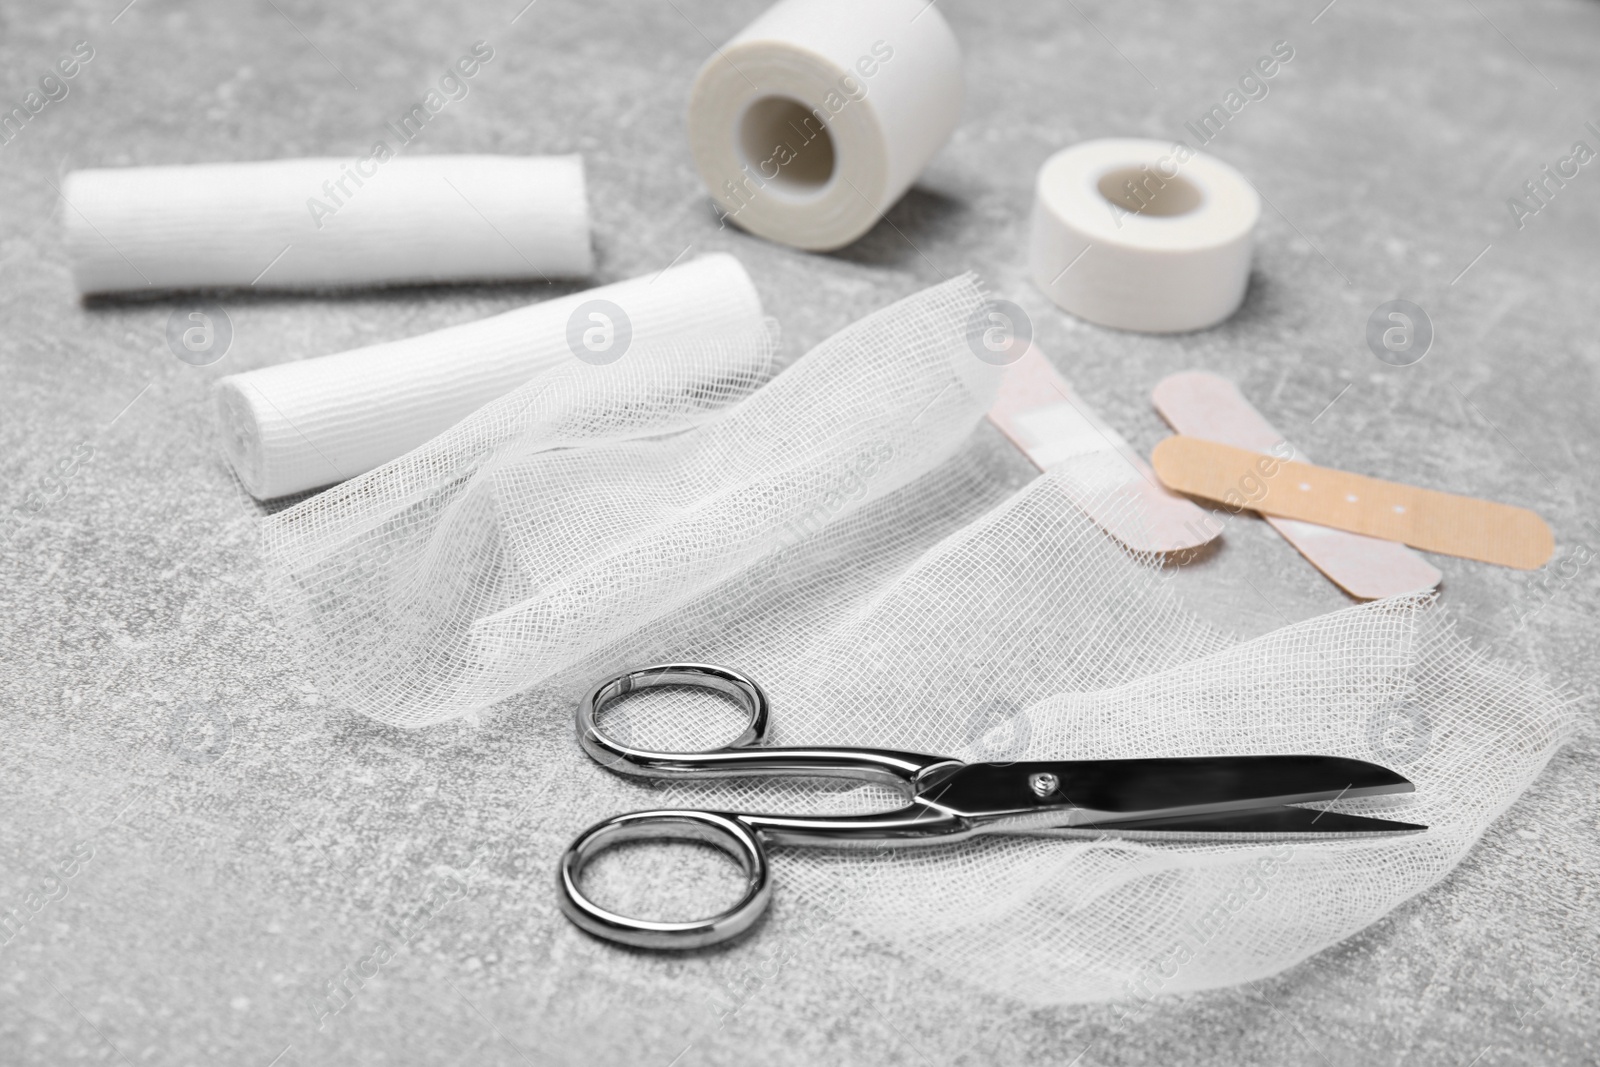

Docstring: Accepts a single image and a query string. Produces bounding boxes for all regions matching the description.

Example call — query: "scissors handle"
[563,663,969,949]
[557,809,772,950]
[556,802,972,950]
[578,663,957,787]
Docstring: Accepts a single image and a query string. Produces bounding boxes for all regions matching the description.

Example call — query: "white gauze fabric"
[262,272,1571,1005]
[215,253,764,499]
[65,155,591,294]
[568,450,1571,1006]
[263,275,1004,727]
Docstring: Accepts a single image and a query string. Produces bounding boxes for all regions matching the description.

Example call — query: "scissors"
[557,663,1426,949]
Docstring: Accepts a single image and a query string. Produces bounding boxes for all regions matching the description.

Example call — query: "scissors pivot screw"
[1028,772,1060,798]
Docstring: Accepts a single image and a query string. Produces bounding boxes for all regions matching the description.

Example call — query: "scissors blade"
[1069,804,1426,837]
[925,755,1419,832]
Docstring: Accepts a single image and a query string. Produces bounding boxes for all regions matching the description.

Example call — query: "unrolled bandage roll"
[1029,139,1260,333]
[64,155,593,294]
[214,253,764,499]
[687,0,963,251]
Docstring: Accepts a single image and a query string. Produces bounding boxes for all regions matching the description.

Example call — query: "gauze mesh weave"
[262,276,1572,1005]
[568,450,1571,1005]
[264,276,1004,727]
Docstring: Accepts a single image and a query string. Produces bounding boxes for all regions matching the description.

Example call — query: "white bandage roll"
[1029,139,1260,333]
[687,0,963,251]
[214,253,764,499]
[64,155,593,294]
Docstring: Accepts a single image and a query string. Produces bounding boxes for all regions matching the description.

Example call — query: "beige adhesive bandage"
[1152,436,1554,570]
[1153,371,1442,599]
[986,345,1217,554]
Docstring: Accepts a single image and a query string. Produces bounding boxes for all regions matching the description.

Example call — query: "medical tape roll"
[686,0,963,251]
[213,253,764,499]
[1028,138,1259,333]
[64,155,592,294]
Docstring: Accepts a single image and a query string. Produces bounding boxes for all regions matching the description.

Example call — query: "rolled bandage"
[687,0,963,251]
[64,155,593,294]
[214,253,764,499]
[1029,138,1259,333]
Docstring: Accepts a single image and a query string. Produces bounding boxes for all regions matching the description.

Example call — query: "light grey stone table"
[1,1,1596,1064]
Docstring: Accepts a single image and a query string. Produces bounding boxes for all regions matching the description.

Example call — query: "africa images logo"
[1365,300,1432,367]
[166,303,234,366]
[304,41,496,229]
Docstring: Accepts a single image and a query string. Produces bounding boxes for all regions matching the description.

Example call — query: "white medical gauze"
[263,276,1003,728]
[215,253,764,499]
[64,155,592,294]
[560,448,1571,1006]
[261,272,1568,1004]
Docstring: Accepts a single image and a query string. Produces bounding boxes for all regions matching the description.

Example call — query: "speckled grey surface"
[2,0,1598,1064]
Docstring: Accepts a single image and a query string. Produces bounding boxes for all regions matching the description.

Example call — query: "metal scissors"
[557,663,1426,949]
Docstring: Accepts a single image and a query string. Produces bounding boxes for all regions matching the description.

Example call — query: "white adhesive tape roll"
[687,0,963,251]
[64,155,593,294]
[213,253,764,499]
[1029,138,1259,333]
